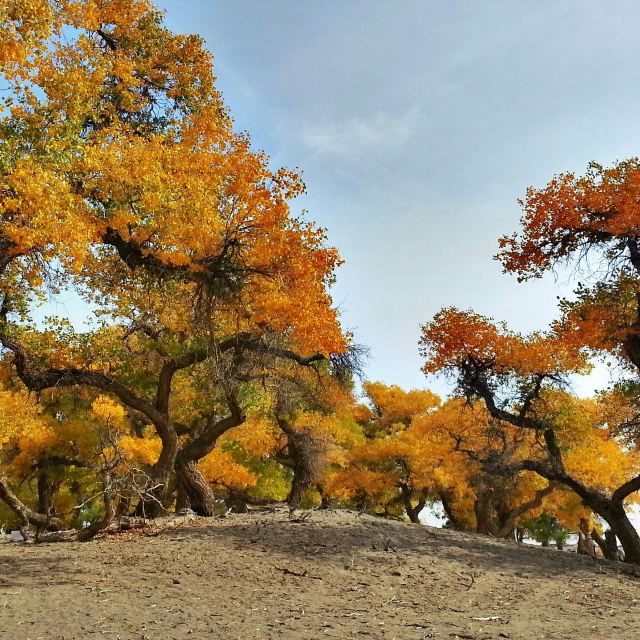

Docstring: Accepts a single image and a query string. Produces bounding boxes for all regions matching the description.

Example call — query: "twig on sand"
[274,565,322,580]
[458,571,476,591]
[288,511,312,523]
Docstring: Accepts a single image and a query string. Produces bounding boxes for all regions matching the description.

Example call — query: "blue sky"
[47,1,640,396]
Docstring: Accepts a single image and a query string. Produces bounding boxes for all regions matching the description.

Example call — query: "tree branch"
[612,474,640,505]
[176,390,245,464]
[0,330,168,432]
[496,483,555,538]
[0,477,66,531]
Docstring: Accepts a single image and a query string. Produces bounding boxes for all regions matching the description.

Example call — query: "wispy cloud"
[301,108,421,158]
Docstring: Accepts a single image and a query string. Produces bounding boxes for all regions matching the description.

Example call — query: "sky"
[46,0,640,396]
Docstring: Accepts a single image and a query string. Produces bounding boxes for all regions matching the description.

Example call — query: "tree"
[409,398,563,536]
[495,156,640,559]
[326,382,440,522]
[0,0,348,524]
[521,513,572,550]
[496,158,640,381]
[420,308,640,563]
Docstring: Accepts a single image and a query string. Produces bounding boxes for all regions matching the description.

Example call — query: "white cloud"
[301,108,420,158]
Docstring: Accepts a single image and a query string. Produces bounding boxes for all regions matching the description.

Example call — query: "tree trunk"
[133,429,179,517]
[175,461,217,517]
[399,484,420,523]
[591,529,613,560]
[317,483,332,509]
[576,496,640,563]
[496,484,555,539]
[288,468,312,511]
[605,528,620,561]
[474,484,496,535]
[225,491,249,513]
[37,471,61,518]
[577,518,596,557]
[606,508,640,564]
[440,489,465,530]
[171,393,245,516]
[279,425,324,512]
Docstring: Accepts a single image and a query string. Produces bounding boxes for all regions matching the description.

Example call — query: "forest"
[2,0,640,583]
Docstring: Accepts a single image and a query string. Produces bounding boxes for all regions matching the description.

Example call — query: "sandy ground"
[1,508,639,640]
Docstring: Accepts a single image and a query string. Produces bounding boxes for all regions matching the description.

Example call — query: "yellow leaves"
[0,0,55,71]
[363,382,440,432]
[9,422,57,473]
[564,432,635,495]
[91,395,126,425]
[543,392,640,496]
[0,387,59,474]
[0,156,96,281]
[222,412,281,457]
[326,467,396,501]
[61,0,152,32]
[119,433,162,466]
[292,411,353,447]
[351,403,374,424]
[0,388,45,449]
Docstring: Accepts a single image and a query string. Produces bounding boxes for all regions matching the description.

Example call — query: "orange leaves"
[496,159,640,371]
[420,307,589,378]
[198,449,257,492]
[552,278,640,369]
[420,308,505,374]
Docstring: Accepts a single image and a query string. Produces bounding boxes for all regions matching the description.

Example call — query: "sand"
[1,508,639,639]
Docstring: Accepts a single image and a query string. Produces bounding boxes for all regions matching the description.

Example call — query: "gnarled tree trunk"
[605,507,639,563]
[175,460,217,516]
[474,483,497,535]
[591,528,619,561]
[172,392,245,516]
[134,430,179,518]
[35,469,65,526]
[399,484,426,524]
[285,429,323,511]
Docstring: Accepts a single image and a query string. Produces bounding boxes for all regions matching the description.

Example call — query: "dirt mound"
[1,508,638,639]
